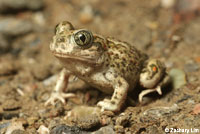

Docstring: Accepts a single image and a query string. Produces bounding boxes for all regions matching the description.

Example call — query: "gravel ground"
[0,0,200,134]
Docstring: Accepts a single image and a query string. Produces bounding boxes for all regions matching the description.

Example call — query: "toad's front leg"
[45,68,75,106]
[97,77,129,112]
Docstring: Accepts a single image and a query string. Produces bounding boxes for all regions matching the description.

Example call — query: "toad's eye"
[74,30,93,48]
[152,66,157,72]
[150,64,158,73]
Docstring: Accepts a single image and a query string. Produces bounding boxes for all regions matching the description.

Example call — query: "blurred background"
[0,0,200,133]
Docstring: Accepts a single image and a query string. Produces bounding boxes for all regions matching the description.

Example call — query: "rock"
[50,124,88,134]
[91,126,115,134]
[0,18,33,37]
[32,12,46,26]
[143,104,180,119]
[65,106,101,130]
[0,0,44,13]
[169,68,187,89]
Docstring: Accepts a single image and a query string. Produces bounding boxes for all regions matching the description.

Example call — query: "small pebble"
[161,0,175,8]
[32,12,46,26]
[79,5,94,24]
[37,125,49,134]
[193,103,200,115]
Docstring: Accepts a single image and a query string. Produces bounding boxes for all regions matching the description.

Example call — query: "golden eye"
[74,30,93,48]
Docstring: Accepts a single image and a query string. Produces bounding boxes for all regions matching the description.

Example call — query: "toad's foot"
[139,86,162,103]
[45,91,76,106]
[97,99,118,112]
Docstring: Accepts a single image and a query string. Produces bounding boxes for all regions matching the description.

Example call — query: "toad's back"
[105,38,148,89]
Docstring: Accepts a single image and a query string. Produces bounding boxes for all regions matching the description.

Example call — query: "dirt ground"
[0,0,200,133]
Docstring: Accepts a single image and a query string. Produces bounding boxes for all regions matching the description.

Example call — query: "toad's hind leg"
[139,59,168,102]
[139,86,162,102]
[139,74,170,102]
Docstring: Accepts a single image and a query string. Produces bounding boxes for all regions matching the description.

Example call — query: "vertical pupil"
[55,24,59,34]
[79,34,86,43]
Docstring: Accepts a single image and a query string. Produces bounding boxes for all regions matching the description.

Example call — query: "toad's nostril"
[57,37,65,43]
[60,44,65,49]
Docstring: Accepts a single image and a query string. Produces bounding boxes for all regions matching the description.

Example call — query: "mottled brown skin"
[103,38,148,91]
[46,21,169,112]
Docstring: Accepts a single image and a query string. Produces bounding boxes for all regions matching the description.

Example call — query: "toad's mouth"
[52,51,101,65]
